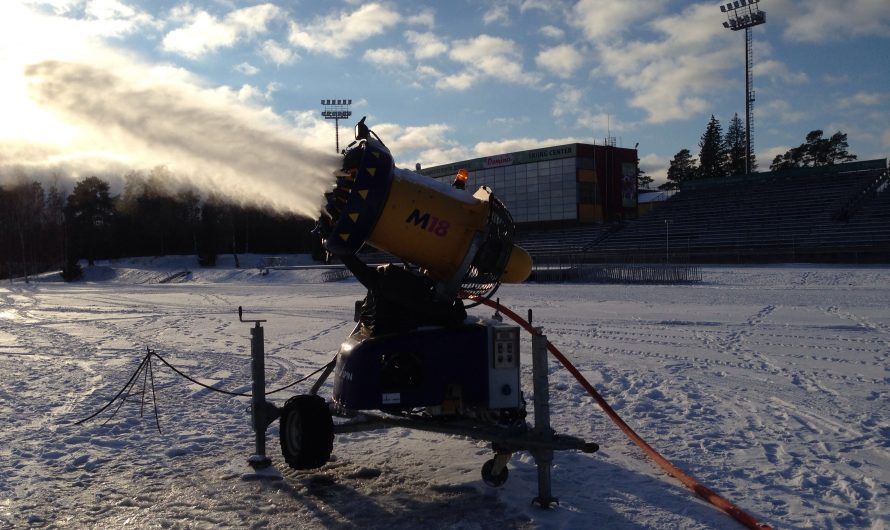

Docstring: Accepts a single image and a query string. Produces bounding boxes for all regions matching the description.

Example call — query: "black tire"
[279,394,334,470]
[481,459,509,487]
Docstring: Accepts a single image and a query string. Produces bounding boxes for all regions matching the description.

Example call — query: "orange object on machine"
[452,168,469,190]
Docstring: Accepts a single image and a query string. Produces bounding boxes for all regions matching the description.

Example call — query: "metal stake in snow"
[239,306,277,470]
[529,309,557,508]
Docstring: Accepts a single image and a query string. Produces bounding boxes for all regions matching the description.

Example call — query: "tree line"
[660,114,856,190]
[0,168,322,281]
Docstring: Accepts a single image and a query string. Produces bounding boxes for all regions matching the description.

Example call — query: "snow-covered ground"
[1,257,887,529]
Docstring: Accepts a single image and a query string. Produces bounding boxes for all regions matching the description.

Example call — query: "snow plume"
[8,60,338,218]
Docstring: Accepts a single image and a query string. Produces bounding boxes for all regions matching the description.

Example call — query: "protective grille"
[459,193,514,299]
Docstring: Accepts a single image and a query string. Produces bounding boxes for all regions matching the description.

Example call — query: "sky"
[1,0,889,207]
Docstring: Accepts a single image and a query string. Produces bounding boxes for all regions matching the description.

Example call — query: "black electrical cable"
[75,351,151,426]
[77,349,338,427]
[148,349,336,397]
[148,350,251,397]
[263,361,335,395]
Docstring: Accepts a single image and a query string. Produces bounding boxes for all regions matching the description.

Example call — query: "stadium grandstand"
[415,151,889,265]
[585,158,889,263]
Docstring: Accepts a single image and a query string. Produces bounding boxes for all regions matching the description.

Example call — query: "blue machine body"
[333,319,514,412]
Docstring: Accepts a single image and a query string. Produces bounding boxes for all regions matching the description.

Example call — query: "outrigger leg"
[531,325,557,508]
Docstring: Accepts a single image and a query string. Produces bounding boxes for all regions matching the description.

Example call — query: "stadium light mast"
[720,0,766,175]
[321,99,352,153]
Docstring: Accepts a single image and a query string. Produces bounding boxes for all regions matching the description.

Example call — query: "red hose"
[466,294,772,530]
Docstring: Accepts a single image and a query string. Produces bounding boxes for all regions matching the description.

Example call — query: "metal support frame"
[531,327,557,507]
[248,322,271,468]
[720,1,766,175]
[238,307,599,495]
[744,25,755,175]
[331,409,595,454]
[329,316,598,507]
[321,99,352,154]
[240,306,279,470]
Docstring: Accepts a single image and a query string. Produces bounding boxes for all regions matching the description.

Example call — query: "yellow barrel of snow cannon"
[321,139,531,290]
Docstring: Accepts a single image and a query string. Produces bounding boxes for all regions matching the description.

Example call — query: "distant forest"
[0,169,323,281]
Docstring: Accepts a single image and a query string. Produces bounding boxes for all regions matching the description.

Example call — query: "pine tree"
[769,130,857,171]
[698,115,727,179]
[66,176,114,267]
[826,131,857,165]
[660,149,697,190]
[637,167,654,189]
[724,113,747,176]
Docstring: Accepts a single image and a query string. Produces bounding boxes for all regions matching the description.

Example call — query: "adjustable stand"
[530,328,557,507]
[239,306,281,479]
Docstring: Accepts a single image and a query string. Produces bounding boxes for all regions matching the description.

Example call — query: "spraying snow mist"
[13,60,339,218]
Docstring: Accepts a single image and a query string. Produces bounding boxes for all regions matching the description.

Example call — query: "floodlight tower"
[720,0,766,175]
[321,99,352,153]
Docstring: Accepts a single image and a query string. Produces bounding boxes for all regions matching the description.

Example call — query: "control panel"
[487,322,521,409]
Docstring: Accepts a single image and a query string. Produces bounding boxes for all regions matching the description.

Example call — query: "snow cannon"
[259,117,595,505]
[317,117,531,299]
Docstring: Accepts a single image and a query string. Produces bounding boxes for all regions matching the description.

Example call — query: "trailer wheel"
[279,394,334,470]
[481,459,509,487]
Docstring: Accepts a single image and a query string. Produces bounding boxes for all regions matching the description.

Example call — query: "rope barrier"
[75,348,336,428]
[465,294,772,530]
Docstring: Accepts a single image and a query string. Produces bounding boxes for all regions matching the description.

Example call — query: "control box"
[487,322,521,409]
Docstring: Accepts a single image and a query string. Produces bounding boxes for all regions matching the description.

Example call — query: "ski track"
[1,264,888,529]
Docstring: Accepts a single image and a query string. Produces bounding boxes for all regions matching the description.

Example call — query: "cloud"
[535,44,584,78]
[838,91,888,109]
[374,123,452,152]
[755,60,808,84]
[882,129,890,149]
[473,136,592,156]
[576,111,629,135]
[437,34,535,90]
[520,0,561,13]
[571,0,661,41]
[539,25,565,40]
[435,72,477,91]
[234,62,259,75]
[288,3,401,57]
[23,0,83,15]
[363,48,409,68]
[405,30,448,59]
[162,3,282,59]
[0,2,137,145]
[638,153,668,182]
[483,5,511,26]
[551,87,583,118]
[588,3,741,123]
[415,64,444,79]
[405,8,435,28]
[234,82,282,103]
[553,86,634,135]
[84,0,158,35]
[487,116,530,129]
[758,99,805,124]
[784,0,890,42]
[822,73,851,85]
[759,144,792,166]
[259,40,297,66]
[364,122,461,167]
[22,0,157,37]
[417,146,473,168]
